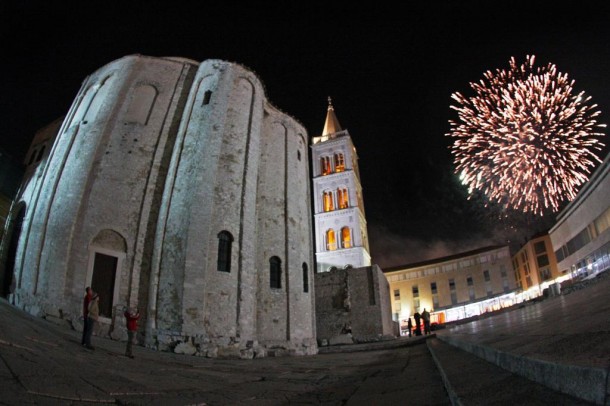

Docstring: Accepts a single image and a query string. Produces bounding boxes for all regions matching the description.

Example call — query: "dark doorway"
[91,252,117,318]
[2,206,25,297]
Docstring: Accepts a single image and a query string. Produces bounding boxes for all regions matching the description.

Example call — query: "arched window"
[202,90,212,105]
[326,229,337,251]
[270,256,282,289]
[323,190,334,212]
[217,231,233,273]
[334,153,345,172]
[341,226,352,249]
[320,156,331,175]
[337,187,349,209]
[302,263,309,293]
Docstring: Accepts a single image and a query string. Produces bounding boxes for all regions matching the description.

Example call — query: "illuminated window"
[321,156,331,175]
[341,226,351,248]
[334,153,345,172]
[337,187,349,209]
[326,229,337,251]
[270,256,282,289]
[323,191,334,212]
[217,231,233,273]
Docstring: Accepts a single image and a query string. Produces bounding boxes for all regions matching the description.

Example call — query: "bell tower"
[311,98,371,273]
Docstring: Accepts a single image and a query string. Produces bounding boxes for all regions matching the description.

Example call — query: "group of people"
[80,286,140,358]
[405,308,432,337]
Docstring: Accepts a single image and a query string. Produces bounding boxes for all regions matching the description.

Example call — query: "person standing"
[80,287,92,346]
[422,308,431,335]
[407,317,413,338]
[413,312,422,336]
[123,307,140,358]
[84,292,99,350]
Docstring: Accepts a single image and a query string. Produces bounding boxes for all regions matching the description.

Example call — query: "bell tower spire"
[311,99,371,273]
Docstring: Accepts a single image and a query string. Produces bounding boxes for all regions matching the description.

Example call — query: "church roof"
[321,97,342,136]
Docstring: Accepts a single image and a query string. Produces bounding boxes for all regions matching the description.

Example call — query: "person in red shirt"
[80,287,92,346]
[124,307,140,358]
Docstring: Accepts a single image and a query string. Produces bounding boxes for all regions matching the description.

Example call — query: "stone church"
[1,55,317,357]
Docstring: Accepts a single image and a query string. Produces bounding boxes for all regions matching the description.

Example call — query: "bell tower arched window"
[341,226,352,249]
[337,187,349,209]
[334,153,345,172]
[321,156,331,175]
[270,256,282,289]
[326,229,337,251]
[217,231,233,273]
[323,190,334,212]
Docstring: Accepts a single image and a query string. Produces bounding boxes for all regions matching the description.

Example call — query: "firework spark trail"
[447,55,606,215]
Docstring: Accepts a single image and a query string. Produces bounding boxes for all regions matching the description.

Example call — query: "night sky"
[3,2,610,268]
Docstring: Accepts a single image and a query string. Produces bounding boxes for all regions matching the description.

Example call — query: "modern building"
[511,232,565,300]
[549,153,610,279]
[0,55,317,357]
[384,245,517,334]
[310,99,371,273]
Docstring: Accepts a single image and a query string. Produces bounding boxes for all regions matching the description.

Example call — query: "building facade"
[549,153,610,279]
[511,232,563,299]
[0,55,317,357]
[310,100,371,273]
[384,245,517,333]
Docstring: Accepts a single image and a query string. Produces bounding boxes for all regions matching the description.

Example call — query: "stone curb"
[436,335,608,405]
[317,334,433,354]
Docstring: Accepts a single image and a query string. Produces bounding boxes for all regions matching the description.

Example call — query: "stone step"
[427,338,595,405]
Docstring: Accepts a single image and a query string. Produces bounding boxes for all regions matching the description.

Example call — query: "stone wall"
[315,264,394,344]
[5,55,316,358]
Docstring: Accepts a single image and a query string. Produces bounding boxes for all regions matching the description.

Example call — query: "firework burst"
[447,55,606,215]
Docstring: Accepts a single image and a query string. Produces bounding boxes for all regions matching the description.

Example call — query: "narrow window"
[320,156,331,175]
[270,256,282,289]
[430,282,438,294]
[341,226,351,248]
[337,187,349,209]
[412,285,419,298]
[323,191,334,212]
[334,153,345,172]
[217,231,233,272]
[393,289,400,300]
[302,263,309,293]
[326,229,337,251]
[27,149,37,165]
[202,90,212,105]
[35,145,46,162]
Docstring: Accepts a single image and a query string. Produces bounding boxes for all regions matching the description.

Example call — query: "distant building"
[511,232,564,300]
[0,120,59,297]
[0,55,317,357]
[384,245,517,334]
[549,153,610,278]
[0,148,24,295]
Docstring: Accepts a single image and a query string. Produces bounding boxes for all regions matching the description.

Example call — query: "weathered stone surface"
[8,55,317,358]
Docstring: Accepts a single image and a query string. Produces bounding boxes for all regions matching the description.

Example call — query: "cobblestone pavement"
[2,271,609,405]
[0,300,448,405]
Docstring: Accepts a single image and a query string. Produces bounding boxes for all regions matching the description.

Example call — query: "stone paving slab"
[427,338,593,405]
[435,272,610,405]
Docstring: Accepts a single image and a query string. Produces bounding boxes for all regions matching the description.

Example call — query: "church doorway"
[90,252,118,318]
